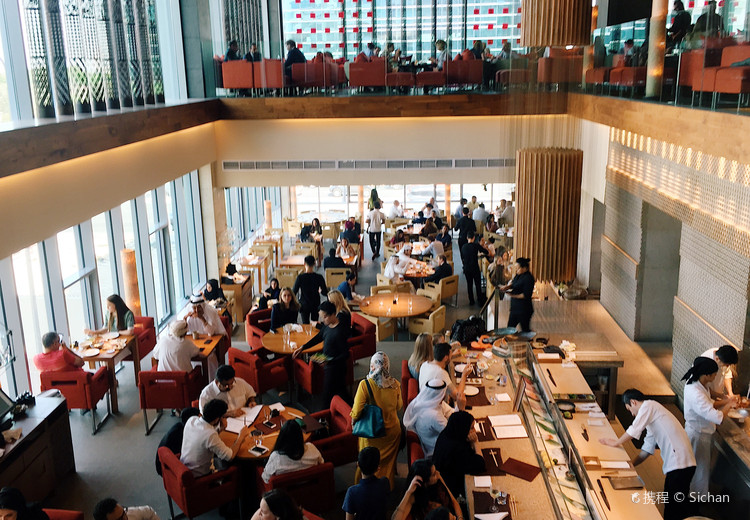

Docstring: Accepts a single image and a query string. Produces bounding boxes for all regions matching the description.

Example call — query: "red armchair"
[40,368,110,434]
[228,346,289,397]
[255,463,336,514]
[445,59,483,87]
[222,60,253,89]
[416,70,446,89]
[254,59,285,89]
[245,308,272,351]
[349,61,387,88]
[311,395,357,466]
[407,378,418,407]
[43,510,84,520]
[139,367,204,434]
[349,312,376,363]
[158,447,239,520]
[401,359,413,406]
[131,315,157,364]
[293,352,354,400]
[407,430,425,466]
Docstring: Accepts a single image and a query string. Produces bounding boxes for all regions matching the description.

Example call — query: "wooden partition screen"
[521,0,592,47]
[516,148,583,282]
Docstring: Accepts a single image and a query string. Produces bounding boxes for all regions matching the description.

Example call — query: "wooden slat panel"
[516,148,583,282]
[521,0,592,47]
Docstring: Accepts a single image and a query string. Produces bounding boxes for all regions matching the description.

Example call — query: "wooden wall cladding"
[521,0,592,47]
[516,148,583,282]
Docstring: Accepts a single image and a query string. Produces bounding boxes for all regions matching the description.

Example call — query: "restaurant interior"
[1,1,750,520]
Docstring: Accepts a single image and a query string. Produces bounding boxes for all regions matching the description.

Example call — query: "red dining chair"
[132,315,157,358]
[227,347,289,398]
[43,510,84,520]
[158,447,240,520]
[311,395,358,467]
[139,367,204,434]
[348,312,376,363]
[302,511,325,520]
[407,430,425,467]
[40,368,110,434]
[293,352,354,401]
[254,463,335,514]
[407,378,419,407]
[245,308,272,351]
[401,359,414,406]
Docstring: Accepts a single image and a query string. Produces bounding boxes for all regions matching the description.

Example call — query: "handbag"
[352,379,386,439]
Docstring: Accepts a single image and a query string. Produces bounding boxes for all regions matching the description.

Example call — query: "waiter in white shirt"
[682,357,735,495]
[152,319,200,372]
[600,388,696,520]
[700,344,739,400]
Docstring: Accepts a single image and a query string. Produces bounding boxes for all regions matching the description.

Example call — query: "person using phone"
[261,420,323,483]
[180,399,250,477]
[199,365,257,417]
[391,459,462,520]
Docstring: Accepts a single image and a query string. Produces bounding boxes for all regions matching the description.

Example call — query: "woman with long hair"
[310,218,323,265]
[390,229,406,246]
[351,352,402,488]
[368,188,381,211]
[681,356,735,494]
[257,277,281,310]
[392,459,461,520]
[270,287,301,330]
[326,289,351,330]
[432,411,486,498]
[336,237,356,258]
[202,279,226,302]
[84,294,134,336]
[251,489,304,520]
[408,333,433,379]
[262,420,323,483]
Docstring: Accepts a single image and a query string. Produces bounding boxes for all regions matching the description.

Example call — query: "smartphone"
[262,420,276,429]
[204,339,212,344]
[250,445,268,456]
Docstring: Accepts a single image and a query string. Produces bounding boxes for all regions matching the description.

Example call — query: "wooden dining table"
[280,254,356,268]
[78,334,136,414]
[254,235,284,265]
[219,404,312,460]
[359,293,434,340]
[188,333,224,375]
[238,253,271,294]
[261,324,323,355]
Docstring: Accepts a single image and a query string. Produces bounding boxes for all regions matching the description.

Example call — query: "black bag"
[450,315,487,345]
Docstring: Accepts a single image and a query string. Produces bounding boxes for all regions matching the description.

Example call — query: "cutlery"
[510,496,517,517]
[479,421,486,436]
[490,449,498,467]
[597,478,611,511]
[546,368,557,387]
[581,424,589,441]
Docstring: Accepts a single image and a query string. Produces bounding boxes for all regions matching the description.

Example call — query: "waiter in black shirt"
[292,255,328,324]
[453,207,476,252]
[460,232,488,306]
[292,301,350,407]
[501,257,536,332]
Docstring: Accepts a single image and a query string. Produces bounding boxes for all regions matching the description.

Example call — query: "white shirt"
[403,387,452,458]
[367,209,384,232]
[185,303,227,336]
[683,382,723,435]
[261,443,323,482]
[387,204,404,219]
[626,400,696,474]
[472,207,489,221]
[153,334,200,372]
[383,255,409,284]
[500,205,514,226]
[418,362,454,394]
[701,348,733,395]
[423,240,444,265]
[124,507,160,520]
[199,378,256,413]
[180,416,233,477]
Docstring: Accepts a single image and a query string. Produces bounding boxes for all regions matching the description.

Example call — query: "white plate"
[464,385,480,396]
[454,363,467,373]
[82,348,100,357]
[104,348,116,354]
[102,332,120,340]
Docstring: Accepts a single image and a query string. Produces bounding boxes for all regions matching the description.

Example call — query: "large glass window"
[149,231,169,323]
[165,182,183,301]
[182,172,202,290]
[121,201,137,250]
[57,226,83,280]
[0,37,11,122]
[91,212,117,304]
[64,279,91,344]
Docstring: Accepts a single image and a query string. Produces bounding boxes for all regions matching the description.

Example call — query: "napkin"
[589,411,606,418]
[474,476,492,488]
[482,351,493,358]
[600,460,631,469]
[493,426,527,439]
[475,514,509,520]
[268,402,285,412]
[495,393,512,402]
[587,419,605,426]
[489,414,522,426]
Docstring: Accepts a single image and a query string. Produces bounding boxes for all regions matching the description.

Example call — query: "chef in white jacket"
[682,356,735,495]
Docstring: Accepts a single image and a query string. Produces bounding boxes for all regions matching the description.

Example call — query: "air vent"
[222,157,512,171]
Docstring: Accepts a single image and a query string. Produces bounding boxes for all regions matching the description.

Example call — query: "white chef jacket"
[683,381,723,435]
[626,400,696,474]
[701,347,734,395]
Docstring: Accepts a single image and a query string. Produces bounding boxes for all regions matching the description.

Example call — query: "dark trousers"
[458,237,468,252]
[323,361,349,408]
[369,231,382,256]
[508,309,533,332]
[299,305,318,324]
[663,466,696,520]
[464,270,484,305]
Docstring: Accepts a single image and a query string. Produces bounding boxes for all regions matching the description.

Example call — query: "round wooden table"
[219,404,311,460]
[261,324,323,354]
[359,293,434,318]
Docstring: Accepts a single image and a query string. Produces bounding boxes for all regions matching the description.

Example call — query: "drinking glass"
[253,430,263,447]
[264,408,270,422]
[490,489,501,512]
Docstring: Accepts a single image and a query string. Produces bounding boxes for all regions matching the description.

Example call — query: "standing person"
[453,198,467,224]
[368,188,382,210]
[351,352,403,488]
[432,411,486,499]
[460,232,488,307]
[293,301,350,407]
[33,332,84,373]
[292,255,327,324]
[152,320,200,373]
[342,447,390,520]
[600,389,696,520]
[667,1,692,47]
[499,200,514,227]
[284,40,306,77]
[700,344,739,400]
[682,357,734,495]
[366,201,385,259]
[501,257,535,332]
[453,207,475,252]
[84,294,135,336]
[270,287,300,330]
[466,195,479,214]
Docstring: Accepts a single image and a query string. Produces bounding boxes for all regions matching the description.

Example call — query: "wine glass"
[490,488,501,512]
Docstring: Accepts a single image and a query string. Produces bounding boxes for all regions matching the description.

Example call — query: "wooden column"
[264,200,273,230]
[521,0,592,46]
[445,184,451,220]
[358,186,365,227]
[120,249,141,316]
[646,0,668,98]
[516,148,583,282]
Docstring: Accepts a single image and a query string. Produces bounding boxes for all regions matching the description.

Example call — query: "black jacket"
[454,216,475,240]
[424,262,453,284]
[460,241,488,274]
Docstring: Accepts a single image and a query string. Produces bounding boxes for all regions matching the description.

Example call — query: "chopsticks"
[510,495,518,517]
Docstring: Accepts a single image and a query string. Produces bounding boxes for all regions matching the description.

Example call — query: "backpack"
[450,315,487,345]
